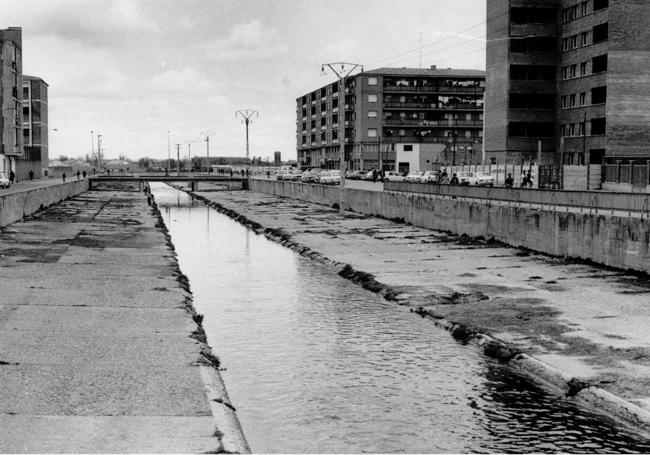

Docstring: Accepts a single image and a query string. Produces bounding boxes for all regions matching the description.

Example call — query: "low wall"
[249,179,650,274]
[0,180,89,227]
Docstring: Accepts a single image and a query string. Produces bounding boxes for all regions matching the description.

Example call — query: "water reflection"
[152,184,650,453]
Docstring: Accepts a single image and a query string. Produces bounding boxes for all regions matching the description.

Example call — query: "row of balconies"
[383,85,485,94]
[383,101,483,110]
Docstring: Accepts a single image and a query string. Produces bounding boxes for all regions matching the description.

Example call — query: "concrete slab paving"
[0,187,248,453]
[0,415,219,454]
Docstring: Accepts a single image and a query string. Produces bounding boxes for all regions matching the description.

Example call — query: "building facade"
[485,0,650,170]
[20,75,49,178]
[296,67,486,173]
[0,27,24,175]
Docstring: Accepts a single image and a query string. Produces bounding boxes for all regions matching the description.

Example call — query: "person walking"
[9,170,15,184]
[82,170,87,179]
[62,172,66,182]
[28,169,34,181]
[76,170,81,180]
[505,173,514,188]
[450,173,459,185]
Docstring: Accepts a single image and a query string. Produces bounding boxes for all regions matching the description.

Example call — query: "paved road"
[0,187,248,453]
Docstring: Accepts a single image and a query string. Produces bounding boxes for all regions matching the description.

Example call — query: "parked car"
[404,171,425,183]
[320,170,341,185]
[456,172,474,185]
[421,170,439,183]
[301,168,319,183]
[381,171,405,182]
[346,170,366,180]
[0,172,10,189]
[284,170,302,181]
[473,171,495,187]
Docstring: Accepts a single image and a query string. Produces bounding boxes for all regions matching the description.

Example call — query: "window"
[580,92,587,106]
[332,114,338,124]
[569,124,576,136]
[368,94,378,103]
[591,86,607,104]
[332,130,338,140]
[580,62,588,76]
[581,1,589,15]
[561,95,568,108]
[367,128,377,138]
[560,124,567,136]
[577,122,585,136]
[321,117,327,126]
[563,38,570,51]
[368,77,378,85]
[571,35,578,49]
[510,65,555,80]
[368,111,378,119]
[591,117,606,135]
[511,7,556,23]
[594,0,608,11]
[592,54,608,73]
[593,23,608,43]
[581,32,589,46]
[403,145,413,151]
[569,94,576,107]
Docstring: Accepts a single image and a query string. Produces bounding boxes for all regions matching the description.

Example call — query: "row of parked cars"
[276,167,495,187]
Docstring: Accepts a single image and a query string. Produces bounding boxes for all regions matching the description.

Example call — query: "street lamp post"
[235,110,259,172]
[91,131,94,167]
[96,134,102,170]
[167,130,171,174]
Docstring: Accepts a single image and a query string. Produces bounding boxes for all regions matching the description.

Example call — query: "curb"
[148,188,251,453]
[180,186,650,437]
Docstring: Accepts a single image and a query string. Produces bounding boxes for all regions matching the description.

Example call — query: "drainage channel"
[152,183,650,453]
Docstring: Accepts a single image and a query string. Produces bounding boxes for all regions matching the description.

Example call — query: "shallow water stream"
[153,184,650,453]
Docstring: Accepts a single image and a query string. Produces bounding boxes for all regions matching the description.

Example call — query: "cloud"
[149,67,212,92]
[199,19,288,62]
[321,39,361,60]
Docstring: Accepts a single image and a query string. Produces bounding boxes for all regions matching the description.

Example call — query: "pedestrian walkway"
[0,177,70,196]
[194,188,650,425]
[0,188,248,453]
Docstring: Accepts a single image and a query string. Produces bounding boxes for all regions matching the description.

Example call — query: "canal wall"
[0,180,89,227]
[249,179,650,275]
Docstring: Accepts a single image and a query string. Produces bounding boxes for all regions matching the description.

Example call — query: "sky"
[6,0,486,162]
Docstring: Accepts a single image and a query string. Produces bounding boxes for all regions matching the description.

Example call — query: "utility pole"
[235,110,259,171]
[175,144,181,176]
[91,130,94,166]
[201,131,214,172]
[167,130,171,174]
[321,62,363,212]
[97,134,102,170]
[186,141,194,172]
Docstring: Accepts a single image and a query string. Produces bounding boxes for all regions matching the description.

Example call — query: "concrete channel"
[177,182,650,438]
[0,183,249,453]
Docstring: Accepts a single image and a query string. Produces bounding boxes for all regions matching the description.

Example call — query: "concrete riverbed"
[0,184,248,453]
[186,185,650,433]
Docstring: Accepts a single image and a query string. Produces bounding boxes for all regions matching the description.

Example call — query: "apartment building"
[21,75,49,178]
[296,66,486,173]
[0,27,24,175]
[485,0,650,173]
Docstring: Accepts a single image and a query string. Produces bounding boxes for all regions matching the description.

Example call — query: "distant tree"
[57,155,69,161]
[216,157,228,165]
[138,157,151,169]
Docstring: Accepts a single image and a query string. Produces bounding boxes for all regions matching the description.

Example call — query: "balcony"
[383,119,483,128]
[383,84,484,94]
[383,101,483,110]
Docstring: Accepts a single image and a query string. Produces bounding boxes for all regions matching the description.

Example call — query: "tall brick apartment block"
[0,27,24,175]
[297,67,485,172]
[485,0,650,173]
[21,75,49,179]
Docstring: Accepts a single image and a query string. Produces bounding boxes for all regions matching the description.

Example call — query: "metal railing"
[384,181,650,217]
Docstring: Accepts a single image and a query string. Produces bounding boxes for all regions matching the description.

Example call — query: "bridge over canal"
[88,174,249,191]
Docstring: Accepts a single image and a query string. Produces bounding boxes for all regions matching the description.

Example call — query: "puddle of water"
[153,184,650,453]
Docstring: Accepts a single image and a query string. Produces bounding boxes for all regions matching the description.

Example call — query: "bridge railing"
[384,181,650,215]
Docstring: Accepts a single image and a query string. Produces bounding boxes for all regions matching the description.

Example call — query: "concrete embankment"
[0,184,249,453]
[0,179,89,227]
[249,179,650,275]
[184,185,650,435]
